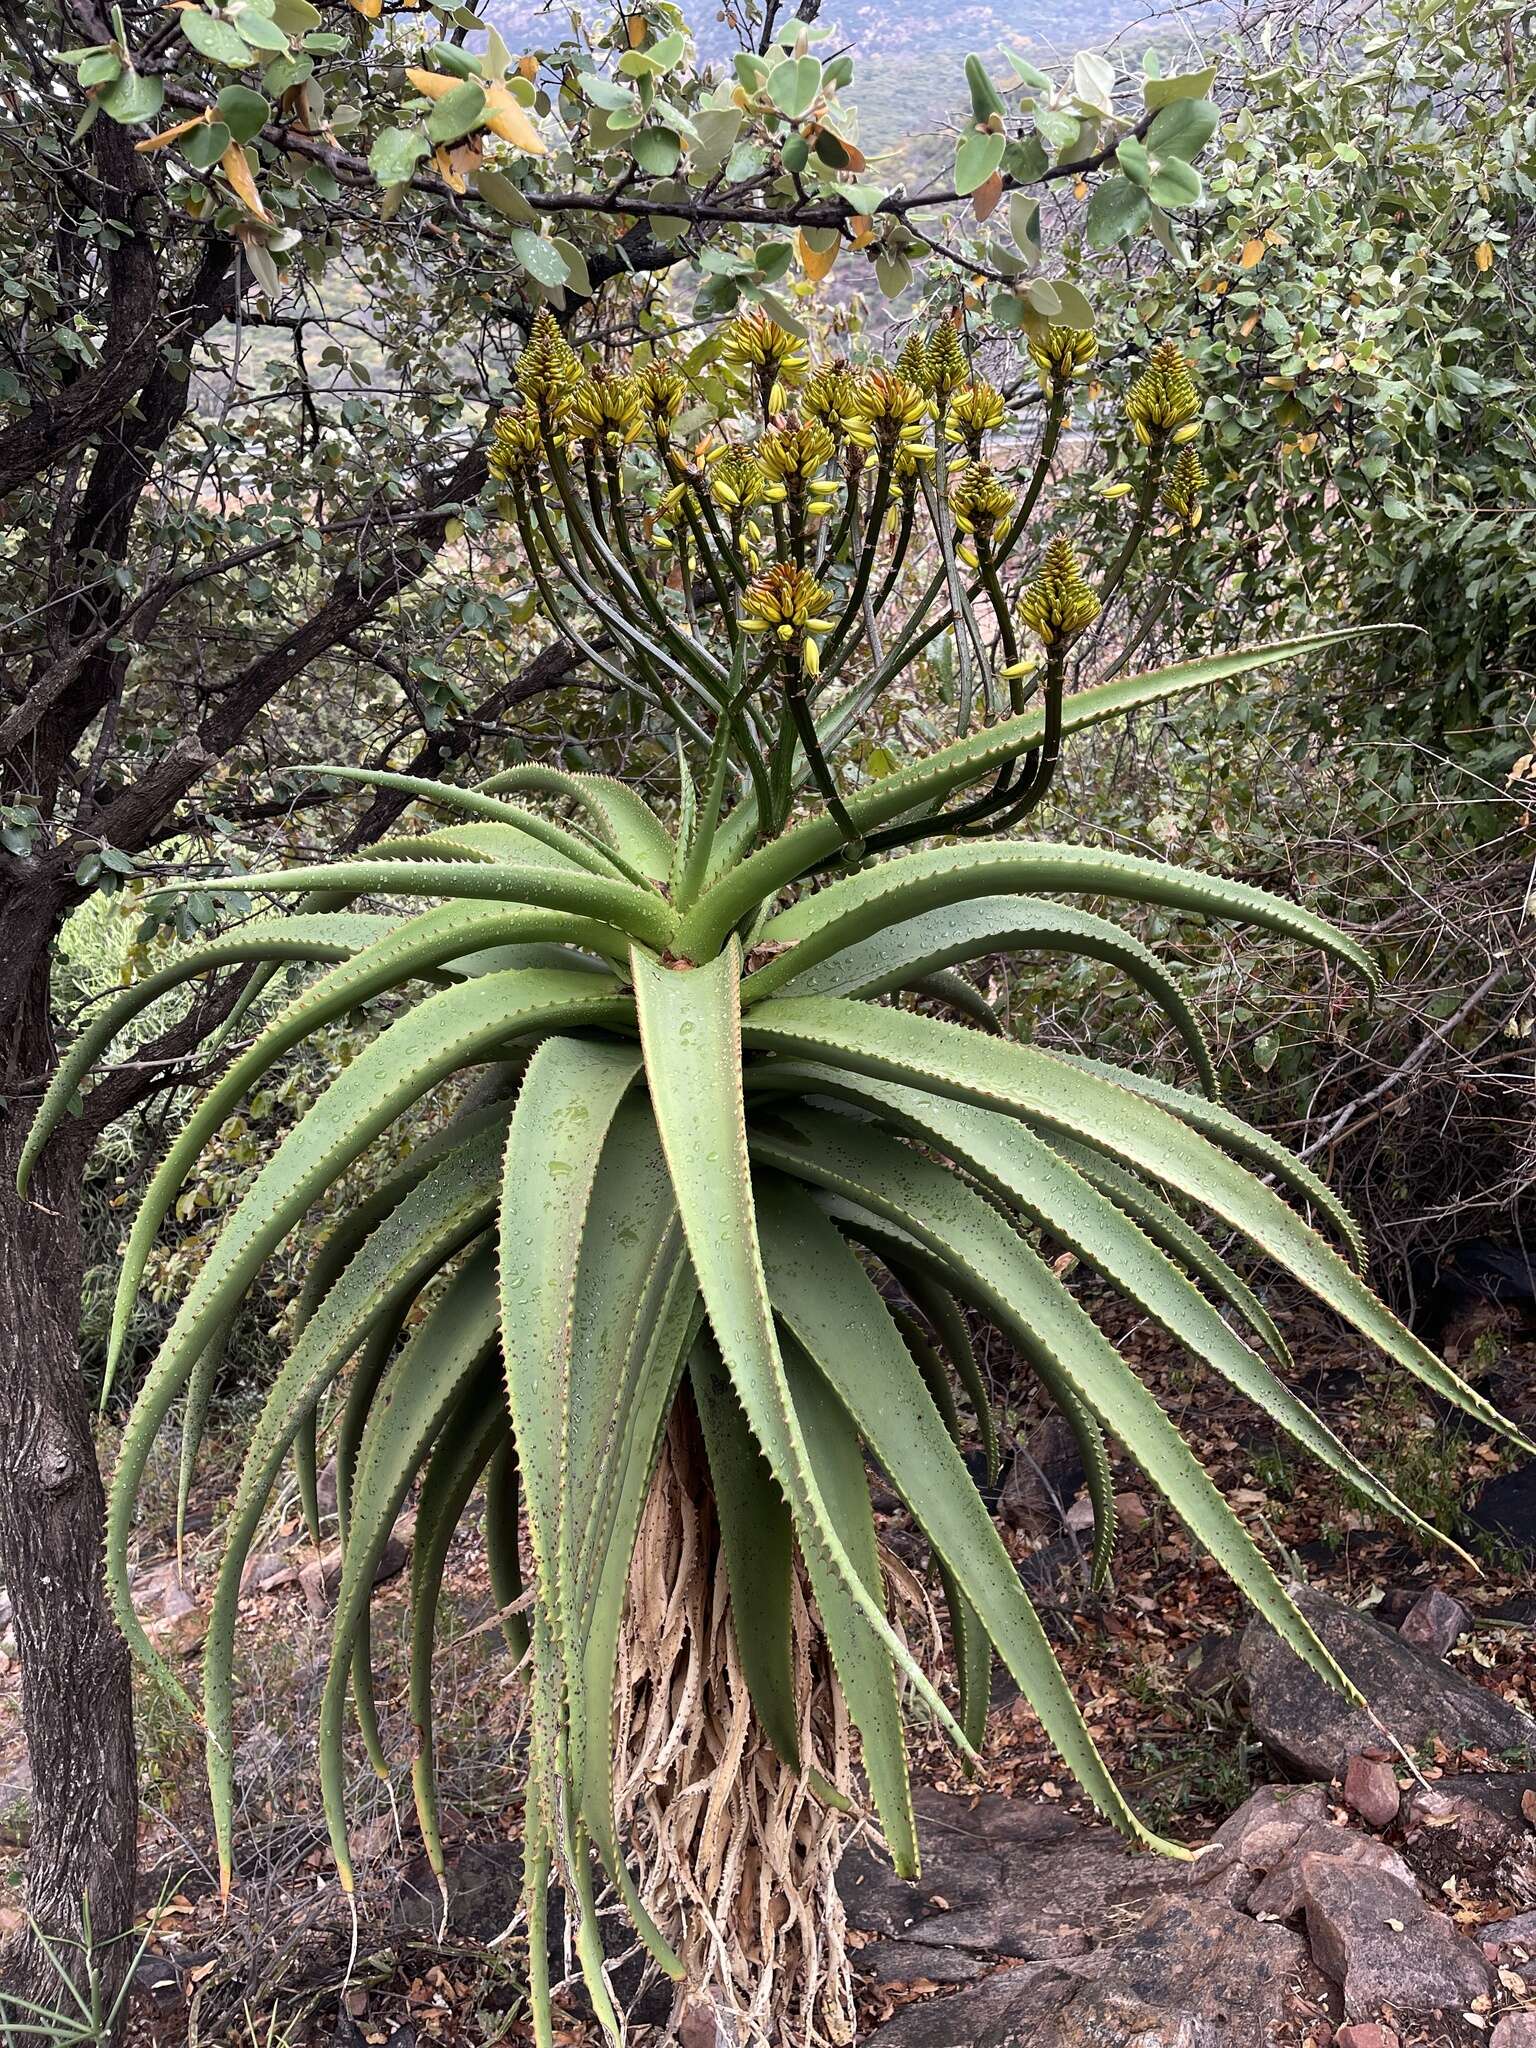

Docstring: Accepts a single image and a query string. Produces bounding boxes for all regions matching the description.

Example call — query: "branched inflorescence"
[486,308,1211,849]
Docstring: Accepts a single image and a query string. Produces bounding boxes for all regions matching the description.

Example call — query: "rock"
[856,1941,988,1987]
[1063,1494,1095,1534]
[860,1895,1317,2047]
[1240,1583,1536,1779]
[299,1530,410,1619]
[1343,1753,1400,1829]
[997,1416,1083,1531]
[1492,2018,1536,2047]
[315,1454,339,1521]
[240,1551,296,1595]
[145,1583,206,1656]
[1183,1630,1247,1703]
[1402,1774,1536,1896]
[1246,1827,1416,1923]
[1189,1783,1333,1903]
[1484,1910,1536,1955]
[1113,1490,1149,1531]
[839,1788,1185,1961]
[1470,1464,1536,1555]
[1336,2028,1400,2048]
[1299,1852,1490,2016]
[1398,1587,1471,1658]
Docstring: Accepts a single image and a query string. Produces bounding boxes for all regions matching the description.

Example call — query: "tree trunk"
[0,903,137,2022]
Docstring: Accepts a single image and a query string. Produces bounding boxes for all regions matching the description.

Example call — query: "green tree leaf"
[179,9,256,66]
[1085,174,1150,248]
[954,130,1005,196]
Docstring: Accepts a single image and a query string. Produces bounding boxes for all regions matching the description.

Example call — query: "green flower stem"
[784,661,864,856]
[979,552,1022,684]
[1099,538,1190,684]
[1096,445,1166,618]
[544,435,729,703]
[817,453,893,683]
[525,474,718,728]
[999,383,1069,562]
[599,453,734,700]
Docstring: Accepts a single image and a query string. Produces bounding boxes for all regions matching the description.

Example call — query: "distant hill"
[481,0,1213,152]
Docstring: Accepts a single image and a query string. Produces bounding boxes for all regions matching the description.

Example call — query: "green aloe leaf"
[775,896,1220,1098]
[741,996,1519,1445]
[631,942,970,1764]
[681,630,1383,954]
[750,842,1375,1004]
[754,1178,1175,1849]
[783,1334,917,1875]
[692,1342,800,1772]
[479,762,676,882]
[752,1115,1355,1715]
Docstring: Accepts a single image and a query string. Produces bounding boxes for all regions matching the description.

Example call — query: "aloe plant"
[24,312,1522,2045]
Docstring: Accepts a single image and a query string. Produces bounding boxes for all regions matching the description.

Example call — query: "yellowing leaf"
[220,140,269,221]
[484,80,544,151]
[346,0,382,18]
[1239,311,1259,337]
[1475,241,1495,271]
[1239,238,1265,269]
[972,168,1003,221]
[848,213,874,249]
[433,143,468,191]
[135,112,209,152]
[407,67,542,151]
[797,228,838,282]
[1295,432,1318,454]
[517,54,538,80]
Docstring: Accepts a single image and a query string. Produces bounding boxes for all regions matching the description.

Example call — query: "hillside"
[482,0,1212,151]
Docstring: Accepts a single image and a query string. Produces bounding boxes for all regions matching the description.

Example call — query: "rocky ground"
[2,1289,1535,2046]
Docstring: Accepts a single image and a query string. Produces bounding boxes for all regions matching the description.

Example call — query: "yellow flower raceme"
[488,403,544,480]
[896,331,934,394]
[565,369,643,455]
[757,418,839,516]
[516,306,584,411]
[944,378,1007,461]
[1125,340,1201,446]
[926,318,969,403]
[803,363,864,443]
[1017,535,1100,649]
[722,308,809,411]
[634,361,686,443]
[1162,446,1207,530]
[740,563,836,672]
[1028,325,1097,391]
[848,370,932,464]
[708,451,771,514]
[949,463,1014,564]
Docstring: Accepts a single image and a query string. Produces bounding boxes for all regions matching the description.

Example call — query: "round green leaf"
[508,227,570,288]
[1116,136,1151,187]
[77,50,122,86]
[1148,96,1221,161]
[767,55,821,120]
[182,118,230,167]
[1148,158,1203,208]
[180,9,257,65]
[1084,174,1150,248]
[631,124,681,176]
[954,129,1005,197]
[368,123,429,185]
[231,6,289,51]
[425,80,486,144]
[216,84,270,141]
[100,68,165,122]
